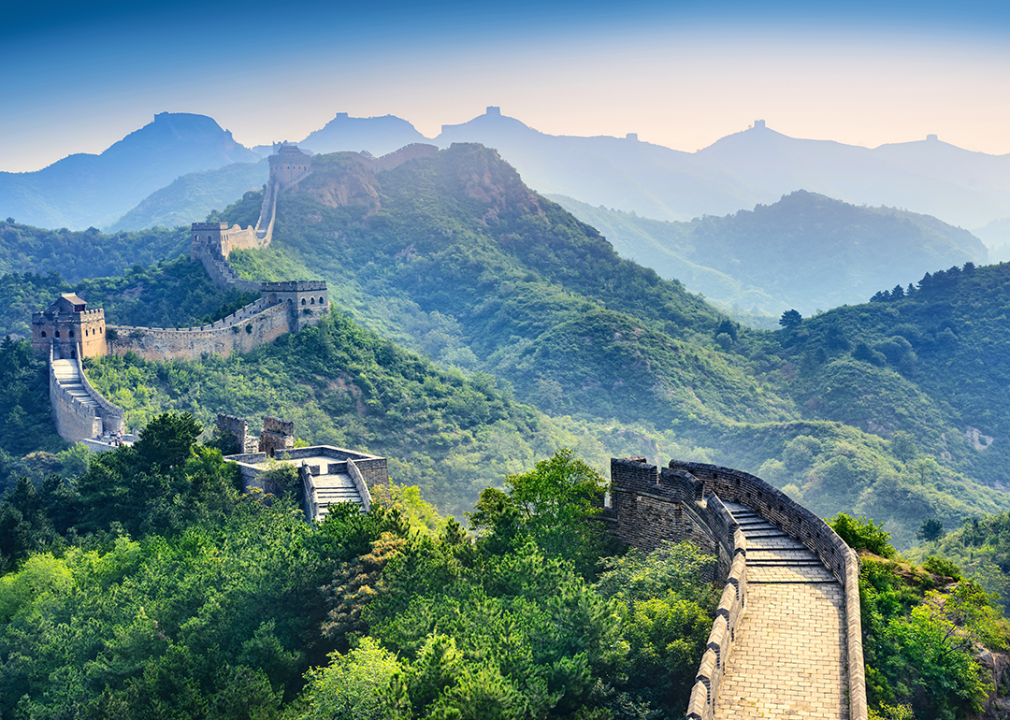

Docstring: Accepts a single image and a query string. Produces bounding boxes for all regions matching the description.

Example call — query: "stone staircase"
[715,501,848,719]
[305,468,365,520]
[52,359,101,416]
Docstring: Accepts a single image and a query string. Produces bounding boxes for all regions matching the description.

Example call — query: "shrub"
[922,555,962,581]
[829,513,896,558]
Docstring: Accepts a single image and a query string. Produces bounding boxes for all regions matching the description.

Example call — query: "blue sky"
[3,0,1009,172]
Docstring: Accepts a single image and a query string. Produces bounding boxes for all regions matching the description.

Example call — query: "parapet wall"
[74,352,125,434]
[608,457,748,720]
[109,301,293,362]
[48,345,124,442]
[50,361,101,442]
[666,461,867,720]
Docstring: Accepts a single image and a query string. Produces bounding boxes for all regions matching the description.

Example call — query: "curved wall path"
[607,458,866,720]
[714,501,848,719]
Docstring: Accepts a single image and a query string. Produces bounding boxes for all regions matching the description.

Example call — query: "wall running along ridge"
[607,457,866,720]
[48,343,125,442]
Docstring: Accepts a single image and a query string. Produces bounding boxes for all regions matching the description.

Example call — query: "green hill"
[550,191,987,318]
[107,160,268,232]
[9,143,1010,548]
[206,145,1010,547]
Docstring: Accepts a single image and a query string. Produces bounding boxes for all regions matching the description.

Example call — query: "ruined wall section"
[259,415,294,456]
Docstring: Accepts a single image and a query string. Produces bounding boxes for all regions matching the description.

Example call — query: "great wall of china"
[27,139,867,713]
[607,457,866,720]
[32,143,325,447]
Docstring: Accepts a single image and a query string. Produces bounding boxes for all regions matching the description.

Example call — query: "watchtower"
[190,222,230,261]
[31,293,108,360]
[261,280,329,331]
[269,144,312,186]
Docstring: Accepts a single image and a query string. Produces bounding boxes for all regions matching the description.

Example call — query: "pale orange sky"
[3,24,1009,172]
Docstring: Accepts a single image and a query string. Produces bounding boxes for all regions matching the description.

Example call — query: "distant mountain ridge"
[0,113,259,230]
[551,190,988,317]
[435,111,1010,230]
[18,108,1010,234]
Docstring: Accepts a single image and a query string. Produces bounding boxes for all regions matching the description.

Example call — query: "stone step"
[747,557,824,565]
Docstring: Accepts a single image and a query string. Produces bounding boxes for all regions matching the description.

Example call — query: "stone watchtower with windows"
[32,293,108,360]
[269,144,312,186]
[260,280,330,332]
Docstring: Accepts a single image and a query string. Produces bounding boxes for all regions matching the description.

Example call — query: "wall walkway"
[607,458,866,720]
[713,501,848,719]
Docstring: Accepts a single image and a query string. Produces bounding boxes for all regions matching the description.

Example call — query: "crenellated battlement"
[607,457,867,720]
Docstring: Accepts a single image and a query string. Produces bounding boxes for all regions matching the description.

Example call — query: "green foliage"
[595,540,719,610]
[0,338,65,483]
[468,449,609,576]
[0,221,187,288]
[298,637,402,720]
[922,555,961,581]
[0,256,258,338]
[780,309,802,329]
[860,554,1005,719]
[917,518,945,543]
[829,513,896,558]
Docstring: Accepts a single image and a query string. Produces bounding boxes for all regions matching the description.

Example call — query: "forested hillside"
[8,142,1010,549]
[550,191,987,317]
[0,256,252,338]
[214,144,1010,547]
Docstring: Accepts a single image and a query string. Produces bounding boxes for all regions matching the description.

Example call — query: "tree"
[469,449,608,576]
[133,412,202,470]
[917,518,945,543]
[779,309,802,329]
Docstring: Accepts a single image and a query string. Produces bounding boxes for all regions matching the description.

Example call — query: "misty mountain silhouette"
[0,113,259,230]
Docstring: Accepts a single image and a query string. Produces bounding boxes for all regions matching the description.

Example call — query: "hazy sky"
[3,0,1009,173]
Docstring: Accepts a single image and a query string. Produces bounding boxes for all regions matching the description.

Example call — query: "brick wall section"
[225,446,388,499]
[346,459,372,512]
[216,414,249,454]
[108,301,293,362]
[668,461,867,720]
[49,362,101,441]
[610,457,749,720]
[74,351,124,434]
[48,344,125,441]
[352,457,388,489]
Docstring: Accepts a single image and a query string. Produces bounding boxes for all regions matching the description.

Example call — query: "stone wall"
[216,413,256,454]
[74,351,125,434]
[667,461,867,720]
[108,300,293,362]
[352,457,388,489]
[346,459,372,513]
[608,457,866,720]
[259,415,294,456]
[50,363,101,442]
